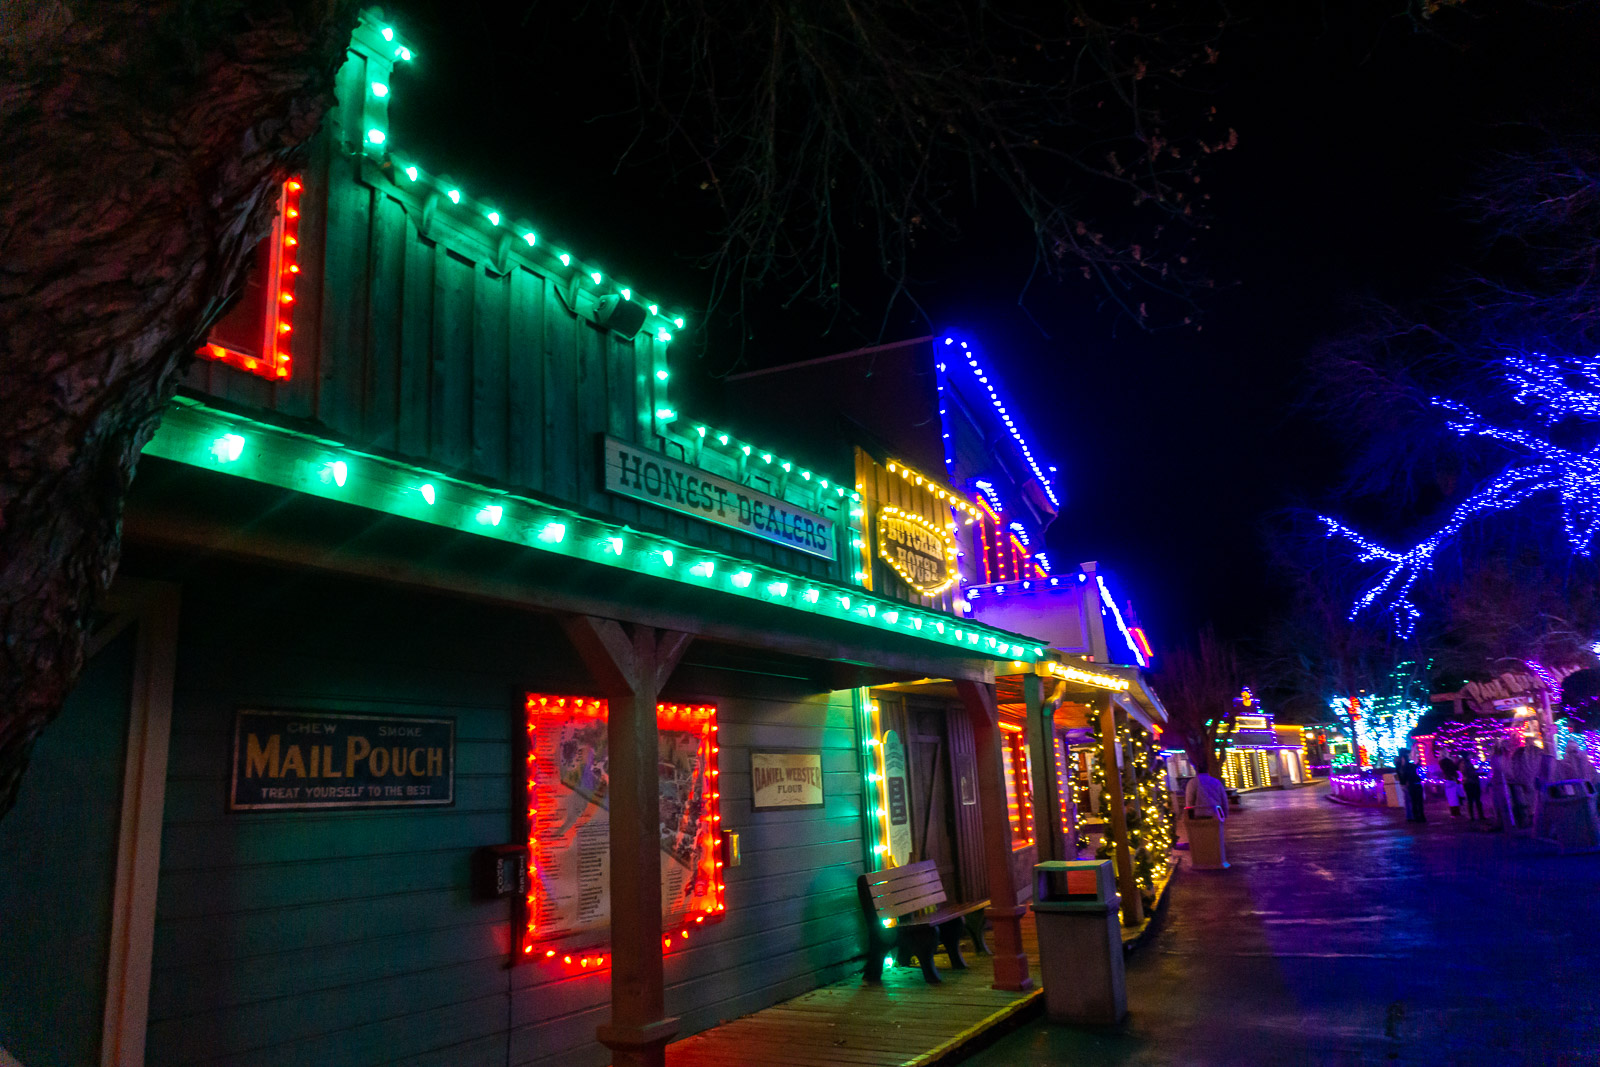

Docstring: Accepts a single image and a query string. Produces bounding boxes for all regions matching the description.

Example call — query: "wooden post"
[955,679,1033,992]
[1098,699,1143,927]
[563,617,693,1067]
[1021,672,1058,863]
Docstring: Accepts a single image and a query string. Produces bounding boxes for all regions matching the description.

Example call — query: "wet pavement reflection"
[962,787,1600,1066]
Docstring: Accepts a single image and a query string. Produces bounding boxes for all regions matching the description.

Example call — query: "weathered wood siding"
[145,564,865,1066]
[183,43,842,584]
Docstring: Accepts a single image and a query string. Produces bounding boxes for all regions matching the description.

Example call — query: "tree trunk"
[0,0,358,817]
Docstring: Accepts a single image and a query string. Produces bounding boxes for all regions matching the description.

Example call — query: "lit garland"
[360,16,683,345]
[1080,735,1103,847]
[1128,721,1174,895]
[1053,734,1074,844]
[1043,660,1130,692]
[1096,720,1173,899]
[861,692,894,870]
[143,399,1049,661]
[884,460,983,520]
[1322,350,1600,636]
[967,572,1087,601]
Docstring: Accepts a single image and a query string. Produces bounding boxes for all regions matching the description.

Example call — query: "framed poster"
[751,750,825,810]
[521,695,725,957]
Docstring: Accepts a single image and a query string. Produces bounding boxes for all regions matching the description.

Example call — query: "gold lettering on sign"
[876,506,958,596]
[246,734,280,778]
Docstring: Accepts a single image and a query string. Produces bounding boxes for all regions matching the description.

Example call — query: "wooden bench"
[857,860,989,984]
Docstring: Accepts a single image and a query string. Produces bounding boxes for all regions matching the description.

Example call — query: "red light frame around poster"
[520,694,725,972]
[197,176,302,381]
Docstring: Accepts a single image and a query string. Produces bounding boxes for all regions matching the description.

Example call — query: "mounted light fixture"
[591,294,647,338]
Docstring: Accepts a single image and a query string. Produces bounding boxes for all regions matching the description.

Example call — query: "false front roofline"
[346,10,860,512]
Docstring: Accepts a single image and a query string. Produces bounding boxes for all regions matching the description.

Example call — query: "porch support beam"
[1098,698,1144,928]
[955,679,1033,993]
[1021,673,1065,862]
[563,616,693,1067]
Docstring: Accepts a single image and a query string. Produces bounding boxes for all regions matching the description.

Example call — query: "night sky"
[383,1,1600,650]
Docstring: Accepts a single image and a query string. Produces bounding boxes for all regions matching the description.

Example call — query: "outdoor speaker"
[592,294,647,338]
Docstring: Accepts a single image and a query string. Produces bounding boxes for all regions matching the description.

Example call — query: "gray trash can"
[1535,778,1600,852]
[1030,860,1126,1025]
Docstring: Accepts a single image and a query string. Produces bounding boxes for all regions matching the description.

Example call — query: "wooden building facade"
[0,13,1053,1067]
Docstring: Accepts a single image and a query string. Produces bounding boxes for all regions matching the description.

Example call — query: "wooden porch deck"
[666,915,1044,1067]
[664,864,1175,1067]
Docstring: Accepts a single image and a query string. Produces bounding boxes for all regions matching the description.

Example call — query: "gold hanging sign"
[876,506,959,595]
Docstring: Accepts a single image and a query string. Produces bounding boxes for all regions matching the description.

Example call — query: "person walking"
[1489,742,1515,831]
[1509,744,1538,829]
[1439,752,1462,817]
[1396,750,1426,823]
[1184,760,1229,823]
[1394,751,1414,821]
[1184,756,1230,869]
[1460,751,1486,822]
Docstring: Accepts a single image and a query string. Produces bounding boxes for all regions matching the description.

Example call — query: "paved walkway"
[965,788,1600,1066]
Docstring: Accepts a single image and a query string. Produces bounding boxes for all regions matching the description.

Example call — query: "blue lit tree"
[1321,348,1600,637]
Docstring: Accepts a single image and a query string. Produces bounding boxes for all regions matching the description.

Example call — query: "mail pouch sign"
[230,710,455,811]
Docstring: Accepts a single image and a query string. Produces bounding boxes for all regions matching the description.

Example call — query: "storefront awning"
[134,398,1051,683]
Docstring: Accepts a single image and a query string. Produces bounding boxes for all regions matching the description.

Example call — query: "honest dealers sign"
[230,710,455,811]
[602,436,836,560]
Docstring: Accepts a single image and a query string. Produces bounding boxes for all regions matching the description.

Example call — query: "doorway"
[878,694,986,901]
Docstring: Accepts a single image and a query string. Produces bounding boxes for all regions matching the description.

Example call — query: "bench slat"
[876,884,948,916]
[862,859,939,888]
[866,869,943,903]
[918,900,989,925]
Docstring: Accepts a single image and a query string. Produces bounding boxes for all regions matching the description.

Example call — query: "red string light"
[998,721,1035,847]
[198,176,301,381]
[520,694,725,972]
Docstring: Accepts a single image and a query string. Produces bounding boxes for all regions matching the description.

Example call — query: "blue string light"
[936,336,1060,508]
[972,479,1007,514]
[1322,350,1600,637]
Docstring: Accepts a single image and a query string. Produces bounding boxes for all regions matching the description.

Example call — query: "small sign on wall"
[882,731,913,866]
[751,751,825,810]
[230,709,455,811]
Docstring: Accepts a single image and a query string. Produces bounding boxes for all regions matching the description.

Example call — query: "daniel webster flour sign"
[602,436,836,560]
[751,751,825,810]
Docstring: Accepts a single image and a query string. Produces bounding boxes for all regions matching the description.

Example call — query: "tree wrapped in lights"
[1322,350,1600,637]
[1329,662,1432,768]
[1128,722,1175,897]
[1097,718,1174,904]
